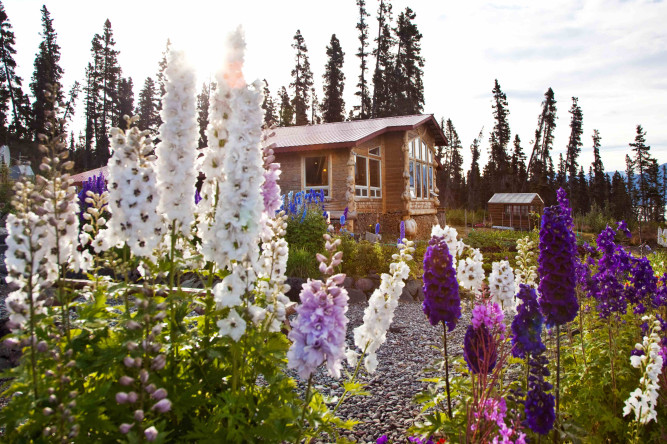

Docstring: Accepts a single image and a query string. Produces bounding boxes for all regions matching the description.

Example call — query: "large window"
[409,138,437,199]
[304,156,330,197]
[355,148,381,198]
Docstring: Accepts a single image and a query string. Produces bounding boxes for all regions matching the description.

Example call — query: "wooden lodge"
[487,193,544,230]
[265,114,448,238]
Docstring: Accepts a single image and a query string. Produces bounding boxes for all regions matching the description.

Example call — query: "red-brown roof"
[70,166,108,185]
[264,114,447,153]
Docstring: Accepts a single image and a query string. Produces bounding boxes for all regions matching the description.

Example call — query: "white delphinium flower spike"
[352,240,414,373]
[200,28,265,272]
[257,212,291,332]
[102,118,163,257]
[4,181,51,329]
[155,48,198,237]
[624,316,664,426]
[514,236,537,288]
[431,225,463,259]
[457,256,485,293]
[489,260,516,309]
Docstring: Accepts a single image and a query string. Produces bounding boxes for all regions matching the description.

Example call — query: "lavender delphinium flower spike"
[422,236,461,331]
[511,284,545,359]
[538,188,578,326]
[400,220,405,242]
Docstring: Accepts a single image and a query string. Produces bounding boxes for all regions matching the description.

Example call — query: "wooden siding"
[273,120,441,225]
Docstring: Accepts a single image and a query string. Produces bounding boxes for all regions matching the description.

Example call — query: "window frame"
[302,155,331,198]
[408,137,437,200]
[355,150,382,200]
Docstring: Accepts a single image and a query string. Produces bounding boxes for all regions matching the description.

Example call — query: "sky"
[4,0,667,173]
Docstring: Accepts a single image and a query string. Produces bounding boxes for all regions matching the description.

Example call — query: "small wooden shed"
[488,193,544,230]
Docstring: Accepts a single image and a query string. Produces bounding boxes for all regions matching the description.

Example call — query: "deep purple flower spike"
[422,236,461,331]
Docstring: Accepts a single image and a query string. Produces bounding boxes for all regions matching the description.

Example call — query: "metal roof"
[264,114,447,153]
[488,193,543,204]
[70,166,108,185]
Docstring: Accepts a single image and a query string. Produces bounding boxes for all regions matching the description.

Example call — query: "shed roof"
[264,114,447,153]
[488,193,544,204]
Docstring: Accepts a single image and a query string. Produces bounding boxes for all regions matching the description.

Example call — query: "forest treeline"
[0,0,663,223]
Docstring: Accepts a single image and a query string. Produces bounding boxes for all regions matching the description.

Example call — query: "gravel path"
[291,299,472,444]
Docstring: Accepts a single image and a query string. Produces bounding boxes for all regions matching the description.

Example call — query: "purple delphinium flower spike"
[375,222,380,235]
[463,323,497,374]
[538,188,578,326]
[422,236,461,331]
[78,172,107,222]
[524,352,555,434]
[400,220,405,241]
[511,284,545,359]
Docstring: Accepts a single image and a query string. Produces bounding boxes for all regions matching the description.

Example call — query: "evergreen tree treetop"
[321,34,345,123]
[290,29,313,126]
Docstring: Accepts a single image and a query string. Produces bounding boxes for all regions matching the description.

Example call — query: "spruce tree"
[565,97,583,195]
[439,119,464,208]
[393,7,424,116]
[354,0,371,120]
[467,128,483,210]
[116,77,134,129]
[575,166,590,214]
[310,87,321,124]
[510,134,527,192]
[371,0,395,118]
[321,34,345,123]
[155,39,171,129]
[197,82,211,148]
[527,87,557,197]
[485,79,511,194]
[0,2,30,142]
[278,86,294,127]
[30,5,63,140]
[136,77,159,134]
[626,153,636,219]
[260,80,276,128]
[290,30,313,126]
[83,61,99,164]
[610,171,632,222]
[630,125,657,223]
[590,129,607,208]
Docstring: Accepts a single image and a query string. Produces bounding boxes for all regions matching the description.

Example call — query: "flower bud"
[127,391,138,403]
[119,376,134,386]
[126,341,138,351]
[123,357,135,368]
[119,423,133,434]
[43,407,53,416]
[134,409,144,421]
[151,354,166,371]
[36,341,48,352]
[116,392,128,404]
[151,398,172,413]
[145,426,158,441]
[145,383,156,394]
[151,388,167,400]
[126,321,141,330]
[134,357,143,367]
[140,369,149,384]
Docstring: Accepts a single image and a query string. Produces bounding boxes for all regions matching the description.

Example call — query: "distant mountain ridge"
[605,162,667,180]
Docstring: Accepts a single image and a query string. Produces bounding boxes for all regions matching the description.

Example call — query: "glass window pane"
[429,166,433,192]
[410,140,415,158]
[422,164,428,197]
[409,161,414,188]
[369,159,380,188]
[369,146,380,156]
[355,155,368,186]
[305,156,327,187]
[416,163,422,198]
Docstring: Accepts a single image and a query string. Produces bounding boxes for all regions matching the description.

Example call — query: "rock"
[400,278,423,302]
[346,288,367,304]
[343,277,355,289]
[355,278,377,295]
[285,277,307,302]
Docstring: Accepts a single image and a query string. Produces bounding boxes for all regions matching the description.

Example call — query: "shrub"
[284,203,328,255]
[286,247,320,278]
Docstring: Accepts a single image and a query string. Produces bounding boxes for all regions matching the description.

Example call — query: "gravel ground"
[290,299,472,444]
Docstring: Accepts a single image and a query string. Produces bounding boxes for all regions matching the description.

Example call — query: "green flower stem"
[27,260,39,400]
[607,320,618,415]
[443,323,453,419]
[332,342,369,415]
[168,223,178,376]
[296,375,314,443]
[579,299,587,371]
[204,263,215,338]
[554,324,561,444]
